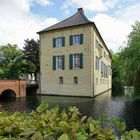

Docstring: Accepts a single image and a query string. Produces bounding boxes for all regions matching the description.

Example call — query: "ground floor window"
[73,77,78,85]
[59,77,63,85]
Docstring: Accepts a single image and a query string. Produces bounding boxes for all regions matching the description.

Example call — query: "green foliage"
[0,39,39,80]
[120,21,140,92]
[23,38,40,75]
[0,44,26,79]
[0,103,139,139]
[112,21,140,93]
[112,52,124,94]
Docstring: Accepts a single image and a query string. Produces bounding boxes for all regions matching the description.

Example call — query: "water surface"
[0,91,140,131]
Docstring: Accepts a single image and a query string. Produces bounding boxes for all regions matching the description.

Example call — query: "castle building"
[38,8,112,97]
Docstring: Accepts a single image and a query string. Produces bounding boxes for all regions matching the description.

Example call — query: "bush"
[0,102,140,140]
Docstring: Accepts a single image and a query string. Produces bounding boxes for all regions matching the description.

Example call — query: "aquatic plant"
[0,102,140,139]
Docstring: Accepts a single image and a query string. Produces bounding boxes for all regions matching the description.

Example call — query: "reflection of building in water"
[124,86,134,97]
[38,8,112,97]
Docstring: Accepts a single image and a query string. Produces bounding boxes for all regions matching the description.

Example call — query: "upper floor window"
[53,55,65,70]
[53,37,65,48]
[96,40,99,48]
[69,53,83,69]
[69,34,83,45]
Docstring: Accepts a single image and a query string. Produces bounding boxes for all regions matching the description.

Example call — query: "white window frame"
[73,35,80,45]
[73,54,80,69]
[56,56,63,70]
[56,38,62,47]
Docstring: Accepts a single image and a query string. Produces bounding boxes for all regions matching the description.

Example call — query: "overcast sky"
[0,0,140,52]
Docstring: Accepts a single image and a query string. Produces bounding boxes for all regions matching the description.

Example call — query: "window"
[101,61,103,75]
[53,37,65,48]
[101,61,109,78]
[69,34,83,45]
[100,79,102,84]
[96,56,99,70]
[69,53,83,69]
[109,67,112,76]
[96,78,98,85]
[96,40,99,48]
[59,77,63,85]
[56,38,62,47]
[73,54,80,69]
[53,55,65,70]
[73,77,78,85]
[73,35,80,45]
[56,56,63,70]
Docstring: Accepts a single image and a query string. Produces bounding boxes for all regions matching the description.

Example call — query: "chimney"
[78,8,84,14]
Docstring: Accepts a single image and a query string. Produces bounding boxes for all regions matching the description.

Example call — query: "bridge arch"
[0,89,16,97]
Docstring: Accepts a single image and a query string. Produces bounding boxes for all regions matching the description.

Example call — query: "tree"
[23,39,40,76]
[119,21,140,93]
[112,52,123,94]
[0,44,26,79]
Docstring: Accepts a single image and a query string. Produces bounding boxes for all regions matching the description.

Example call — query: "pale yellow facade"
[39,23,112,97]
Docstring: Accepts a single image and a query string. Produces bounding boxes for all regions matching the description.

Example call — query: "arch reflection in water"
[0,96,40,113]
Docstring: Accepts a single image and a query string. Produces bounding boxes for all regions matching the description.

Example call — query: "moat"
[0,90,140,131]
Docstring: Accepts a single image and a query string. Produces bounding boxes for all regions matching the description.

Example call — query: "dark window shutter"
[62,37,65,47]
[53,38,56,48]
[69,35,73,45]
[53,56,56,70]
[80,34,83,44]
[69,54,73,69]
[62,55,65,70]
[80,53,83,69]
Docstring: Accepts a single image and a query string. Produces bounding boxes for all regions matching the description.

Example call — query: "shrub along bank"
[0,102,140,140]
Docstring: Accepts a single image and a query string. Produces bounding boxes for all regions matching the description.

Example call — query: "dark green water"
[0,90,140,131]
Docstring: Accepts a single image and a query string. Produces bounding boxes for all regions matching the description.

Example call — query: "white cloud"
[92,14,131,52]
[62,0,120,12]
[116,1,140,23]
[84,1,140,52]
[32,0,53,6]
[1,0,30,13]
[0,0,58,49]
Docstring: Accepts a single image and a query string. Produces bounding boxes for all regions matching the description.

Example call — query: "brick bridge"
[0,80,26,97]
